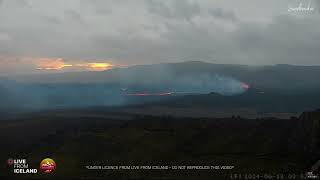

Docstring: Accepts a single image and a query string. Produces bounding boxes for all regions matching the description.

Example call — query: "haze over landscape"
[1,0,320,179]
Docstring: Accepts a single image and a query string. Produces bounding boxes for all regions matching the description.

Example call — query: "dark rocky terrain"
[0,109,319,179]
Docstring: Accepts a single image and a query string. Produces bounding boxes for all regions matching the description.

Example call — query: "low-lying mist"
[0,67,248,110]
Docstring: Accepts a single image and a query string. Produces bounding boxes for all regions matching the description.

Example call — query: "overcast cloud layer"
[0,0,320,74]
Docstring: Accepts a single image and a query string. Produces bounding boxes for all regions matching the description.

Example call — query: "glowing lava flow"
[126,92,173,96]
[242,82,250,90]
[126,82,250,97]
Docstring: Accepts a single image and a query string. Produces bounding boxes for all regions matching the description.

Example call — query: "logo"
[7,158,14,166]
[40,158,56,174]
[7,158,37,174]
[288,0,315,13]
[306,160,320,179]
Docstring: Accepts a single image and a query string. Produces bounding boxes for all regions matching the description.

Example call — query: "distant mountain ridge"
[0,61,319,114]
[8,61,320,92]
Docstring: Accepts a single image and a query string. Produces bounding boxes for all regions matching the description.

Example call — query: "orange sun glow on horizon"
[87,63,113,71]
[36,58,114,71]
[36,58,73,70]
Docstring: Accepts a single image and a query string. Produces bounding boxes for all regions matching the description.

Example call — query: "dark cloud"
[42,16,61,25]
[146,0,201,21]
[64,10,84,23]
[314,0,320,12]
[208,8,237,21]
[79,0,113,15]
[231,15,320,65]
[6,0,29,7]
[0,0,320,75]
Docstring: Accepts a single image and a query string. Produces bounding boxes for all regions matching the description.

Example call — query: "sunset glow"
[36,58,73,70]
[75,62,114,71]
[88,63,113,71]
[35,58,114,72]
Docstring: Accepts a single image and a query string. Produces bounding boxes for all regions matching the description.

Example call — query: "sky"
[0,0,320,75]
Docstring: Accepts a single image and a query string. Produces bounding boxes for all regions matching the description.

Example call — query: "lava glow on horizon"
[126,82,250,97]
[242,82,250,90]
[126,92,174,96]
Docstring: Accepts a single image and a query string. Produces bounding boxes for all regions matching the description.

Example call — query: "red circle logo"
[7,158,14,166]
[40,158,56,173]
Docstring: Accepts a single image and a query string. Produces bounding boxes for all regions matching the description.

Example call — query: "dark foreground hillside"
[0,109,319,179]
